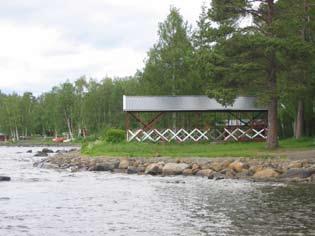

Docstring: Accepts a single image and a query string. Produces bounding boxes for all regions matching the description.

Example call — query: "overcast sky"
[0,0,205,94]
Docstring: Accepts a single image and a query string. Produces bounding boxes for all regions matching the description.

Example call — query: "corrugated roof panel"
[123,96,267,112]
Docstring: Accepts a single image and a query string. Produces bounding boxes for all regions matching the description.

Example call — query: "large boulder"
[281,168,315,179]
[228,160,249,172]
[0,176,11,181]
[119,159,129,169]
[89,160,119,172]
[162,163,189,175]
[287,161,303,169]
[145,163,163,175]
[253,168,279,179]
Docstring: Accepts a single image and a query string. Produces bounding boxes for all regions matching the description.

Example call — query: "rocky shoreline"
[32,150,315,183]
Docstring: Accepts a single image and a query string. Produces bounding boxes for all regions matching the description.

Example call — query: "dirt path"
[277,149,315,161]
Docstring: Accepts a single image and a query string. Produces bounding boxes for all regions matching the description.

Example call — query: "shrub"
[105,128,125,143]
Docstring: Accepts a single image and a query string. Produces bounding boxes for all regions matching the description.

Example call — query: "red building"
[0,133,9,142]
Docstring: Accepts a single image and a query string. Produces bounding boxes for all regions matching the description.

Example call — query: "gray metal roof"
[123,95,267,112]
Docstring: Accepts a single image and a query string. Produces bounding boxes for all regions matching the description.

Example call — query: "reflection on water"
[0,147,314,236]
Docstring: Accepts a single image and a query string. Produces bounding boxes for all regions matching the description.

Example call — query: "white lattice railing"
[127,128,267,142]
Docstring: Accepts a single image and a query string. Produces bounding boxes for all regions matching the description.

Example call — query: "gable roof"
[123,95,267,112]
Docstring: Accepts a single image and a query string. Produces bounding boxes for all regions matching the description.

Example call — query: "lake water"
[0,146,314,236]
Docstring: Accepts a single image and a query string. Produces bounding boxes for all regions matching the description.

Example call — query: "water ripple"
[0,147,314,236]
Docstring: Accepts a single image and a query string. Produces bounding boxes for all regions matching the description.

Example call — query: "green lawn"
[81,138,315,158]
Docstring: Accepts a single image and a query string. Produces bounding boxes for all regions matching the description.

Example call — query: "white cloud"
[0,0,206,93]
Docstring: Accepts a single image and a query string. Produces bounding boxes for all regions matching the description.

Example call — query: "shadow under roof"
[123,95,267,112]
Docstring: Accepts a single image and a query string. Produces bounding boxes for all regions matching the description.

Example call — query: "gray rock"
[281,168,315,179]
[0,176,11,181]
[162,163,189,175]
[91,165,107,171]
[136,166,146,174]
[26,150,32,153]
[212,173,225,180]
[127,166,138,174]
[89,160,119,172]
[34,152,48,157]
[42,148,54,153]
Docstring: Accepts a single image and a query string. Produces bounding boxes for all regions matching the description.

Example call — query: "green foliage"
[141,7,202,95]
[105,129,125,143]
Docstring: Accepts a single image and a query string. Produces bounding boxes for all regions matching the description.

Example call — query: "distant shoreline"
[0,143,80,147]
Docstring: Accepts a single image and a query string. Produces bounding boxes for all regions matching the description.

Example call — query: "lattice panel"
[127,128,266,142]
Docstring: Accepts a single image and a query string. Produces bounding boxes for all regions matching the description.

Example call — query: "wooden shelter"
[123,95,268,142]
[0,133,9,142]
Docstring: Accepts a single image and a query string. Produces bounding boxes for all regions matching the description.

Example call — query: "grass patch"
[81,137,315,158]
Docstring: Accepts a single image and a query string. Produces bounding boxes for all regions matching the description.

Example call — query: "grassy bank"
[81,138,315,158]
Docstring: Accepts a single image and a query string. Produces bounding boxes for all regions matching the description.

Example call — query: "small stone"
[213,173,225,180]
[0,176,11,181]
[26,150,32,153]
[69,166,79,172]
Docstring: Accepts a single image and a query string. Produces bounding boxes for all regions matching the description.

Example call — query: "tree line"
[1,0,315,148]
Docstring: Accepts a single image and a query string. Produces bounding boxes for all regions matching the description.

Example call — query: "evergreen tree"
[195,0,315,148]
[141,7,200,95]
